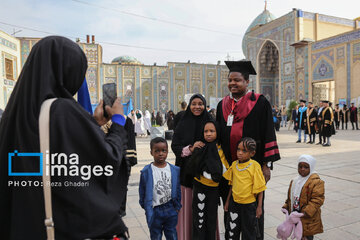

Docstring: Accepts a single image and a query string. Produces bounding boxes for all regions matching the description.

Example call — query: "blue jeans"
[281,115,287,127]
[149,201,178,240]
[298,129,307,142]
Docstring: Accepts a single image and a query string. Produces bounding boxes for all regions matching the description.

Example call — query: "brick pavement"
[123,128,360,239]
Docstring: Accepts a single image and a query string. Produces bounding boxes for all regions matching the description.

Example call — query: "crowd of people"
[271,99,359,148]
[0,36,327,240]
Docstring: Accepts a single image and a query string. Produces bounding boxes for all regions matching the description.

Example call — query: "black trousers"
[192,180,219,240]
[335,120,340,129]
[225,198,259,240]
[309,133,315,142]
[351,121,359,129]
[220,180,264,240]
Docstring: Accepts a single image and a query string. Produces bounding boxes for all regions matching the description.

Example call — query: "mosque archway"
[257,40,279,106]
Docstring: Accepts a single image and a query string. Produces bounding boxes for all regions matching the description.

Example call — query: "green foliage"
[287,100,298,120]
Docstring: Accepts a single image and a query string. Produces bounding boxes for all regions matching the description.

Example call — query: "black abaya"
[0,36,128,239]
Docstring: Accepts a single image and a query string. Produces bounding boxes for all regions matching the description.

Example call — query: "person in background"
[167,110,175,131]
[273,105,281,132]
[156,111,163,126]
[334,104,341,130]
[316,101,325,145]
[151,110,156,126]
[291,105,299,132]
[296,100,307,143]
[320,101,334,146]
[144,110,152,135]
[350,102,359,130]
[281,105,287,128]
[342,104,350,130]
[174,101,187,130]
[305,102,317,144]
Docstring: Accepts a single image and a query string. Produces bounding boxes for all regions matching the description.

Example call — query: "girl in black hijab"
[0,36,128,239]
[171,93,212,240]
[187,120,227,240]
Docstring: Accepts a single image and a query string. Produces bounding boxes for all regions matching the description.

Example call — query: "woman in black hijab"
[171,93,212,240]
[0,36,128,239]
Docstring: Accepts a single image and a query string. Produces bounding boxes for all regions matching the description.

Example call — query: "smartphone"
[102,83,117,118]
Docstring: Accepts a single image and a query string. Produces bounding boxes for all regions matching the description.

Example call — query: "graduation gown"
[0,36,129,240]
[321,107,334,137]
[316,108,324,134]
[296,107,307,130]
[305,108,317,134]
[216,92,280,167]
[350,107,358,122]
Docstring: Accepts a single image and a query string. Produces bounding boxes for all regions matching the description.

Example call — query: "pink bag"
[276,208,304,240]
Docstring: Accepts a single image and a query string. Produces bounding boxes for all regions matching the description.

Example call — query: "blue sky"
[1,0,359,65]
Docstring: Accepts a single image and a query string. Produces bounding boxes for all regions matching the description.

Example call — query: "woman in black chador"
[0,36,129,239]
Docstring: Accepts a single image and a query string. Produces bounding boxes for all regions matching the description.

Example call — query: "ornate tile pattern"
[311,50,334,66]
[353,42,360,63]
[159,80,168,112]
[336,47,345,65]
[141,78,152,111]
[312,29,360,50]
[312,59,334,81]
[0,36,17,50]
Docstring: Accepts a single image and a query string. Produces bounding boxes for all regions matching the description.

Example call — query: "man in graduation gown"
[305,102,317,144]
[296,100,307,143]
[321,101,334,146]
[216,60,280,240]
[350,102,359,130]
[316,101,325,145]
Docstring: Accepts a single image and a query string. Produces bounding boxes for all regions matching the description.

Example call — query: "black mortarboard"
[300,99,306,103]
[322,100,329,103]
[225,60,257,75]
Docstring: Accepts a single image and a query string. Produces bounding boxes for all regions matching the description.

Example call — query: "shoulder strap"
[39,98,57,240]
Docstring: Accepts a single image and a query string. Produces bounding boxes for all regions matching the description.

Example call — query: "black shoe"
[306,141,311,144]
[316,142,322,145]
[296,140,301,143]
[311,141,315,144]
[323,143,331,147]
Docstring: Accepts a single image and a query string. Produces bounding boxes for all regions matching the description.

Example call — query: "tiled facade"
[243,8,360,106]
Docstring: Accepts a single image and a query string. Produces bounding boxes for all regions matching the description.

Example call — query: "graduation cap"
[300,99,306,103]
[225,60,257,75]
[322,100,329,103]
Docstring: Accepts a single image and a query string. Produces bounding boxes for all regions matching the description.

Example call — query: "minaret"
[264,0,267,11]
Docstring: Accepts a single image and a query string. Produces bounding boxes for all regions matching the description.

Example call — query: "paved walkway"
[123,127,360,239]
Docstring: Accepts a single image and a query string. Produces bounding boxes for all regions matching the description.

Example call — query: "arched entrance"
[258,41,279,106]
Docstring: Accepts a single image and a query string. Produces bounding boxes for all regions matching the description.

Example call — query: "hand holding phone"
[103,83,117,118]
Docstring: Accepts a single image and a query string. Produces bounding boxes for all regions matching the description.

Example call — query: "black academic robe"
[296,107,307,130]
[316,108,324,134]
[216,95,280,166]
[350,107,358,122]
[321,107,334,137]
[305,108,317,134]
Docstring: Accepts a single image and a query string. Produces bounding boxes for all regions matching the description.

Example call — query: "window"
[5,58,14,80]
